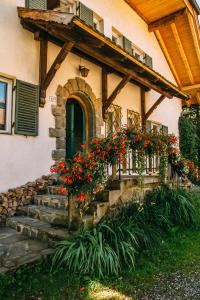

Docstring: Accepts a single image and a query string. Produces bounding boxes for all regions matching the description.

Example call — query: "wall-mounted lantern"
[79,65,90,77]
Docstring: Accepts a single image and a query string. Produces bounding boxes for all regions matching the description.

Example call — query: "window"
[132,44,144,63]
[0,76,13,134]
[25,0,47,9]
[112,28,123,47]
[127,110,141,129]
[105,104,122,136]
[93,13,104,33]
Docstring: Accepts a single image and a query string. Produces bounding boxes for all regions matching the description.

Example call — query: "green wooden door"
[66,99,86,158]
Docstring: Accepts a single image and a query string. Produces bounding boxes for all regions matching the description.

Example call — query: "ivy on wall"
[179,115,198,165]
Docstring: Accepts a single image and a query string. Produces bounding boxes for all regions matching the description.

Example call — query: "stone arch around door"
[49,77,103,161]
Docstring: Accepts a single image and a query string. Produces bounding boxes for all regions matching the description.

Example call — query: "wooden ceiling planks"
[125,0,185,23]
[124,0,200,105]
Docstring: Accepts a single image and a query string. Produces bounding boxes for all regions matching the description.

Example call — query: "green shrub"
[52,227,121,278]
[143,186,198,228]
[52,186,200,278]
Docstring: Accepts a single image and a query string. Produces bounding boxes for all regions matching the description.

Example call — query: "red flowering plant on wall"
[125,127,151,153]
[50,151,106,202]
[90,128,129,165]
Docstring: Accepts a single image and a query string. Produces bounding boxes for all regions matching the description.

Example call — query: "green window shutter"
[146,120,152,132]
[161,125,168,134]
[144,53,153,68]
[78,2,94,26]
[123,36,132,55]
[15,80,39,136]
[25,0,47,10]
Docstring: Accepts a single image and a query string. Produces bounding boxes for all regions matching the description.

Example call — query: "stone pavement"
[0,227,54,273]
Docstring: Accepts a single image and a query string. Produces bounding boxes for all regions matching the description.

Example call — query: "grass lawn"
[1,225,200,300]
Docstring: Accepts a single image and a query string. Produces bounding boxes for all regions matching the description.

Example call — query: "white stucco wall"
[0,0,182,192]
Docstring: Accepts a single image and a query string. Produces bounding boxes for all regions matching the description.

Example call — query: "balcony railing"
[107,149,160,180]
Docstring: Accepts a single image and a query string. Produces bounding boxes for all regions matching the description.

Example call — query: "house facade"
[0,0,194,192]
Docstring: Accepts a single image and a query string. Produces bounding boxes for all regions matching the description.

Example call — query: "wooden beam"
[182,83,200,92]
[145,95,166,120]
[39,39,48,107]
[102,67,108,119]
[171,22,195,85]
[186,11,200,67]
[149,9,186,32]
[141,88,146,129]
[103,75,131,112]
[40,40,73,107]
[155,30,182,87]
[102,67,108,103]
[76,42,172,98]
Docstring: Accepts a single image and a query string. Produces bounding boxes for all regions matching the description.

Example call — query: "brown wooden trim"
[155,30,182,88]
[102,67,108,119]
[40,40,73,107]
[39,39,48,107]
[148,9,186,32]
[182,83,200,91]
[145,95,166,121]
[103,75,131,112]
[171,22,195,85]
[141,88,146,129]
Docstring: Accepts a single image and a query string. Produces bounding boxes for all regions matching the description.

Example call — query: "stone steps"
[17,205,68,227]
[34,194,68,209]
[7,216,71,247]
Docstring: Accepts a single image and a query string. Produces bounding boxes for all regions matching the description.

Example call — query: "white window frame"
[132,44,145,63]
[93,13,104,33]
[112,28,123,47]
[151,121,161,132]
[0,75,13,134]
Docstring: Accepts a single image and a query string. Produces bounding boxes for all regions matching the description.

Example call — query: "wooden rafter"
[40,40,74,107]
[155,30,182,87]
[145,95,166,120]
[103,75,131,115]
[149,8,186,32]
[171,22,195,85]
[182,83,200,91]
[186,11,200,67]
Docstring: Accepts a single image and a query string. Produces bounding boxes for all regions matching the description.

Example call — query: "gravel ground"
[138,270,200,300]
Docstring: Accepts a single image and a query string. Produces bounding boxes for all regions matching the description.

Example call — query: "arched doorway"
[66,97,87,158]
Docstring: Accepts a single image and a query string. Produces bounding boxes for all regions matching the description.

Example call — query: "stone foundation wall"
[0,176,53,224]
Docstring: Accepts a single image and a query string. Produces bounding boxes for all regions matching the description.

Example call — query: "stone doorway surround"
[49,77,104,161]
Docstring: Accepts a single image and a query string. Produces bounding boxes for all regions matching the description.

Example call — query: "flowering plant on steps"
[50,126,200,229]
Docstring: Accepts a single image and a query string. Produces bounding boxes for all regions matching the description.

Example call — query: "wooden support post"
[145,94,165,121]
[40,40,74,107]
[39,39,48,107]
[102,67,108,119]
[68,194,76,231]
[141,88,146,130]
[103,75,131,112]
[112,164,117,180]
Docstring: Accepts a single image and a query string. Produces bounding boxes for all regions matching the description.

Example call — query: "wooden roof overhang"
[124,0,200,106]
[18,7,189,108]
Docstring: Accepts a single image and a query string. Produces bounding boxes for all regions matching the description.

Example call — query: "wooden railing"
[107,149,160,179]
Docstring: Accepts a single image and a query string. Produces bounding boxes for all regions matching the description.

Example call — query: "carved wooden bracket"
[39,40,74,107]
[102,69,131,118]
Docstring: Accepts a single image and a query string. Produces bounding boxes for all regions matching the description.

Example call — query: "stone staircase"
[6,175,160,247]
[7,194,71,247]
